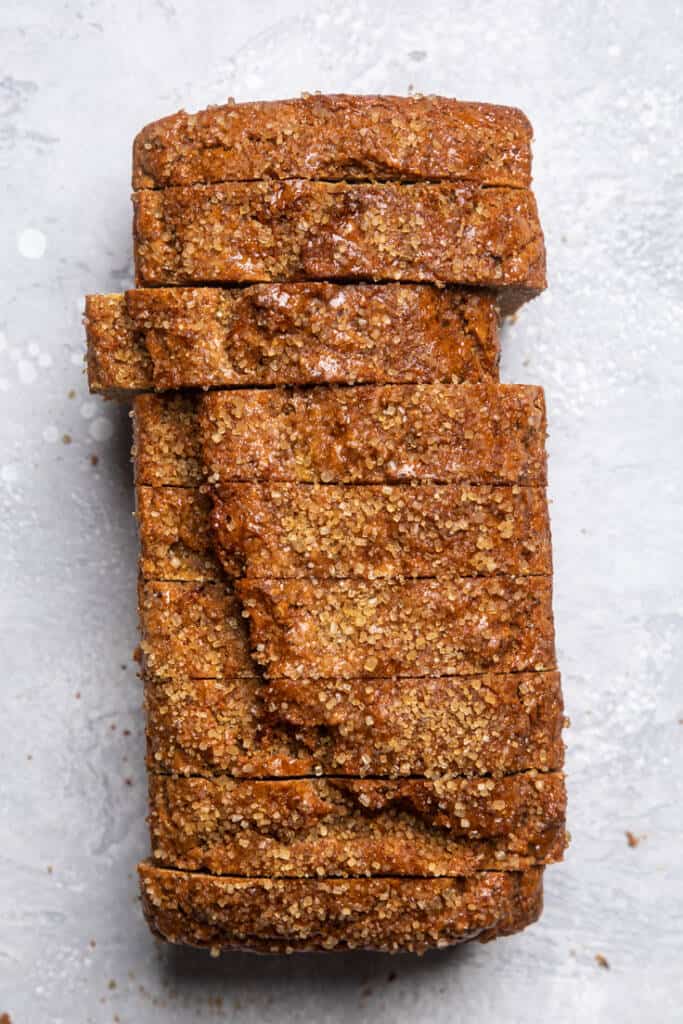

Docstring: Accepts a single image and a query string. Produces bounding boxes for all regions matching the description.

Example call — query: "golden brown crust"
[133,181,546,312]
[133,94,532,190]
[239,576,555,680]
[138,863,544,953]
[149,774,566,876]
[138,580,253,679]
[87,284,500,393]
[212,482,552,579]
[200,383,547,485]
[137,485,220,582]
[145,671,564,779]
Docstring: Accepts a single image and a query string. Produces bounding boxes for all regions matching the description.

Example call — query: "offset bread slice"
[133,181,545,312]
[138,485,219,582]
[87,284,500,393]
[239,576,555,680]
[138,580,252,679]
[149,774,566,876]
[145,671,564,778]
[212,482,552,579]
[200,383,547,485]
[133,94,533,189]
[139,864,544,953]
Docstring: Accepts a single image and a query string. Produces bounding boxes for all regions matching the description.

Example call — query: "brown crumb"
[108,980,117,990]
[74,692,81,700]
[125,777,133,786]
[47,865,53,874]
[110,723,117,731]
[133,646,142,664]
[625,831,640,848]
[62,434,72,445]
[123,729,131,736]
[1,1013,12,1024]
[90,453,99,466]
[90,939,97,948]
[595,954,610,969]
[68,389,76,399]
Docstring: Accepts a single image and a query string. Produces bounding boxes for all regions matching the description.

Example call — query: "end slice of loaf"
[133,94,533,190]
[138,864,545,953]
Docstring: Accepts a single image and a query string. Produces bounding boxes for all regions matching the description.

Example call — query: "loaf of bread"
[85,93,565,955]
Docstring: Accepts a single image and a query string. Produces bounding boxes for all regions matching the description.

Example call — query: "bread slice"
[139,863,544,953]
[211,481,551,579]
[148,774,566,876]
[145,671,564,778]
[141,576,553,681]
[133,181,545,312]
[135,384,547,489]
[137,481,551,583]
[87,283,500,394]
[132,94,533,190]
[199,383,547,485]
[239,576,555,680]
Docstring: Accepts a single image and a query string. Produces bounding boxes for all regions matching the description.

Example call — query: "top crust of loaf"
[133,94,532,190]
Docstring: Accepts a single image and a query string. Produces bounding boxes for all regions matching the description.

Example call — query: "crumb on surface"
[625,831,640,848]
[90,453,99,465]
[595,954,610,969]
[62,433,72,444]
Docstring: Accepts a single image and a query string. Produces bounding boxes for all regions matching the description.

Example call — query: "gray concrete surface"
[1,1,682,1021]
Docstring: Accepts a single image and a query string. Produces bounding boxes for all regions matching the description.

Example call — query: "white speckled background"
[1,1,682,1021]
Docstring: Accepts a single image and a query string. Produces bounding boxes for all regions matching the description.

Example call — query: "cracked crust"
[138,863,544,953]
[211,481,552,580]
[145,671,564,779]
[200,383,547,485]
[138,485,220,582]
[239,576,556,680]
[87,284,500,393]
[132,94,533,190]
[138,580,252,679]
[133,181,546,313]
[148,773,566,877]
